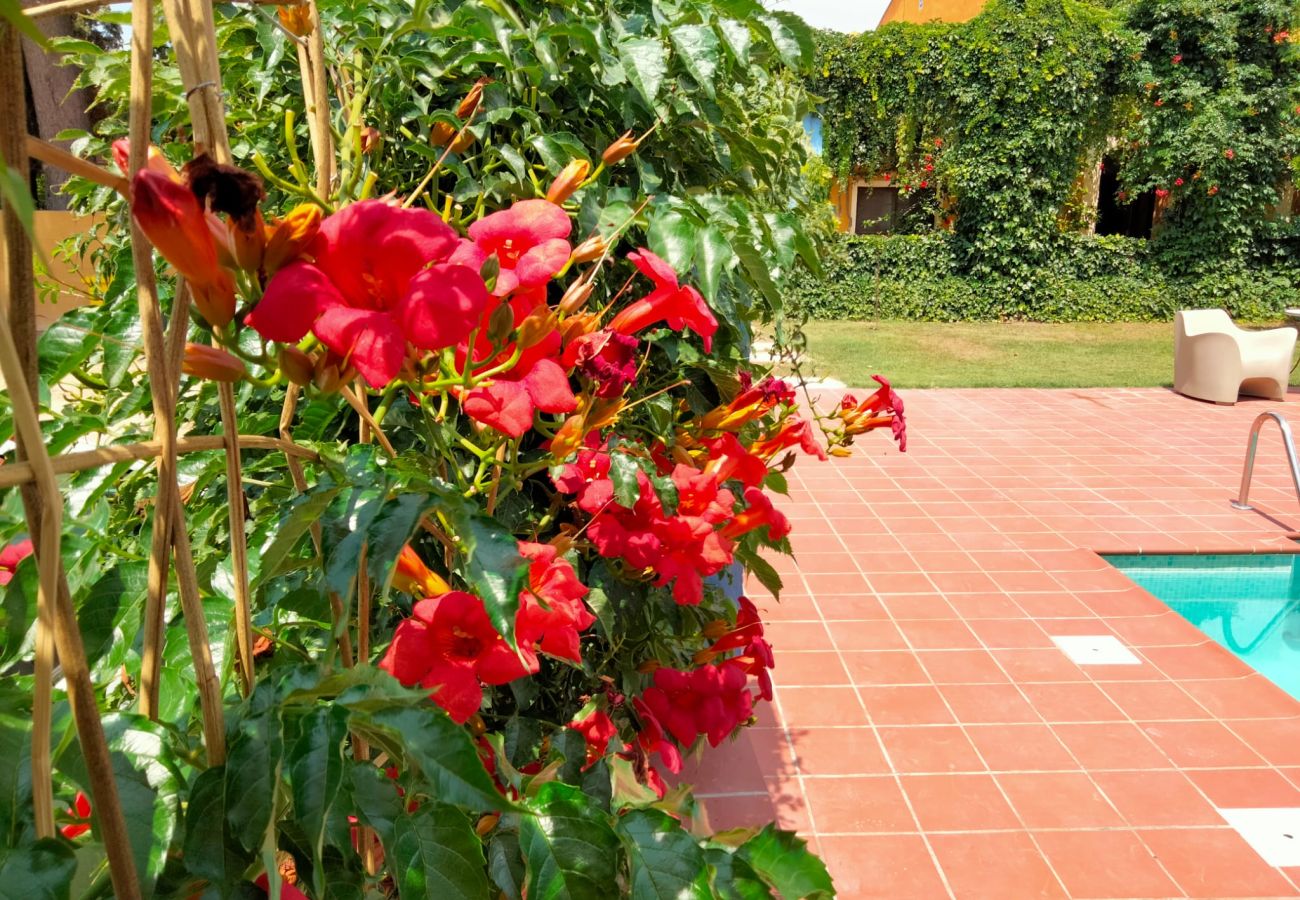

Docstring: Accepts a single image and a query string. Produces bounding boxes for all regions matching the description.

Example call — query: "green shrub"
[792,233,1300,322]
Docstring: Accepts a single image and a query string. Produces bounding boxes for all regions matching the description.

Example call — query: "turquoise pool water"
[1104,553,1300,700]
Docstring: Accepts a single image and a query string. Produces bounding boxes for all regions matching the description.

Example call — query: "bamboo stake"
[26,0,289,18]
[305,0,333,197]
[160,0,256,694]
[0,26,140,895]
[128,0,185,721]
[25,136,128,196]
[0,435,320,489]
[1,20,55,844]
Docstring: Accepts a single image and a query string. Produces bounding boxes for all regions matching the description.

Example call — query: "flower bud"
[456,78,490,119]
[262,204,322,274]
[183,343,246,382]
[570,234,607,264]
[829,446,853,458]
[393,545,451,597]
[546,159,591,204]
[314,356,346,393]
[601,130,639,166]
[636,659,662,674]
[475,814,499,838]
[449,130,476,154]
[430,121,456,147]
[277,3,313,37]
[478,254,501,293]
[111,140,180,180]
[206,211,238,269]
[516,307,556,350]
[131,169,221,284]
[360,126,382,155]
[558,278,594,315]
[229,209,267,273]
[486,302,516,345]
[279,345,315,385]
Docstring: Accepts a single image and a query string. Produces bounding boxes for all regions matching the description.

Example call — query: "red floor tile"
[776,686,869,727]
[1189,766,1300,806]
[996,772,1126,828]
[916,649,1009,684]
[1034,829,1179,898]
[859,685,956,726]
[902,773,1021,832]
[897,618,983,650]
[966,723,1079,772]
[930,832,1066,900]
[1019,682,1124,723]
[827,619,907,652]
[878,725,986,774]
[802,775,915,833]
[1092,769,1225,826]
[1140,827,1297,897]
[938,683,1041,724]
[842,650,930,685]
[1229,717,1300,766]
[816,834,950,899]
[1098,679,1209,721]
[788,727,885,777]
[966,617,1054,648]
[1141,720,1267,768]
[991,649,1087,683]
[1051,722,1173,770]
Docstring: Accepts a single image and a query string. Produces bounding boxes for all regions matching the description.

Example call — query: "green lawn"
[795,320,1189,389]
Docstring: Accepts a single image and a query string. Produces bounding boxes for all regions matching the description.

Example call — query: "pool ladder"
[1231,411,1300,511]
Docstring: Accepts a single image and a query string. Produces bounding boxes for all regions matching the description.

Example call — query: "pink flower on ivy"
[1174,177,1184,186]
[1171,53,1182,64]
[1224,148,1235,159]
[516,540,595,664]
[247,200,491,388]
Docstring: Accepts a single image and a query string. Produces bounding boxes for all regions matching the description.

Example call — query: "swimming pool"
[1104,553,1300,700]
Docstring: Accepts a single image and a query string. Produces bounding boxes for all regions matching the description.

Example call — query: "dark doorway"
[1095,157,1155,239]
[854,185,922,234]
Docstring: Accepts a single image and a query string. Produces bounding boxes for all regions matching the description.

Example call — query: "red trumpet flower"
[247,200,491,388]
[721,486,791,541]
[608,250,718,351]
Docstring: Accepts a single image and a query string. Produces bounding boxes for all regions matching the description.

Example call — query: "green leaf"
[349,761,403,843]
[694,224,733,303]
[289,705,350,895]
[620,37,668,111]
[388,802,489,900]
[715,20,752,66]
[0,557,35,668]
[0,0,48,47]
[224,707,283,854]
[255,485,342,589]
[735,825,834,899]
[518,782,619,900]
[671,25,720,97]
[0,163,36,247]
[183,767,255,893]
[647,208,698,276]
[617,808,710,900]
[78,563,147,668]
[100,714,184,897]
[608,451,641,509]
[428,484,528,651]
[0,715,31,846]
[734,545,782,599]
[704,847,770,900]
[0,839,74,899]
[488,830,525,900]
[352,706,515,812]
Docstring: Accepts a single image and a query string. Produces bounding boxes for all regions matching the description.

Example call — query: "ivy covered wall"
[809,0,1300,279]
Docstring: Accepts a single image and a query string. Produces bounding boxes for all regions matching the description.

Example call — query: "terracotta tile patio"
[685,387,1300,898]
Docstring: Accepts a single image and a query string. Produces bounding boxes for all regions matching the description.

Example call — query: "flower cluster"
[119,133,906,810]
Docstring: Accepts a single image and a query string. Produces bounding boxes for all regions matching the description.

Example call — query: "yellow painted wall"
[879,0,986,26]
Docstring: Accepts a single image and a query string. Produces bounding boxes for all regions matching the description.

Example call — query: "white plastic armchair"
[1173,309,1296,405]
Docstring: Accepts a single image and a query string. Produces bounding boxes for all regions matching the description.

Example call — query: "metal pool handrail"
[1231,411,1300,511]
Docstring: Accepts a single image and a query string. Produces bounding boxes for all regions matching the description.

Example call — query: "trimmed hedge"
[792,233,1300,323]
